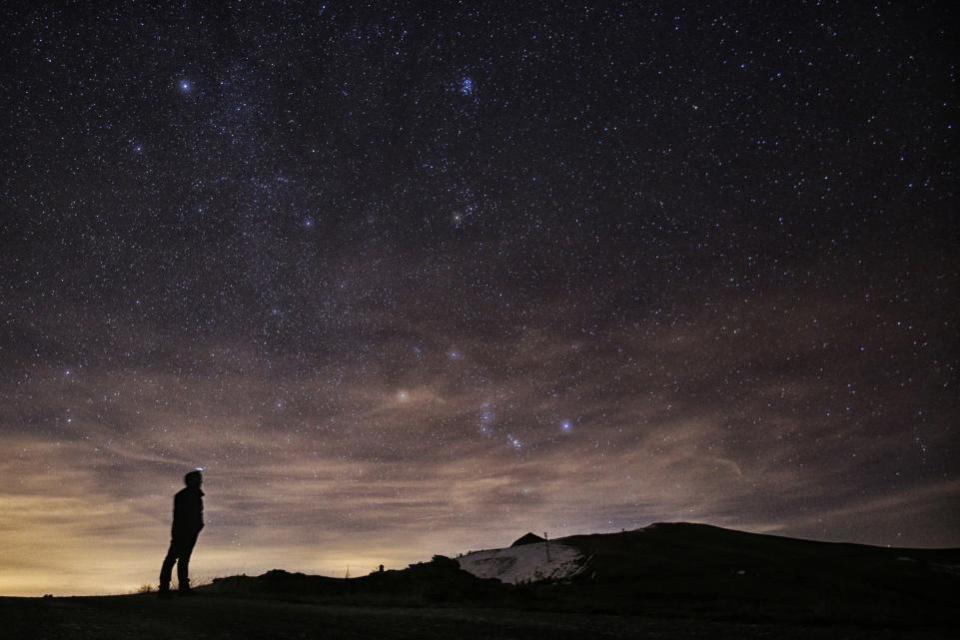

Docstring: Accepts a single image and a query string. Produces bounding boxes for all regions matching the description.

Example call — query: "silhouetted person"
[159,469,204,597]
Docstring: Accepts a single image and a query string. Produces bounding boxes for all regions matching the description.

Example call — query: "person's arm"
[173,492,183,526]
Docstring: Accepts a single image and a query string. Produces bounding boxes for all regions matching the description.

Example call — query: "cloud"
[0,282,956,595]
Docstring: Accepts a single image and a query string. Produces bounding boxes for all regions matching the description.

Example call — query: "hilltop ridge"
[199,522,959,627]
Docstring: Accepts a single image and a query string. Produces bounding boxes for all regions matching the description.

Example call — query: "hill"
[554,522,960,625]
[204,555,509,607]
[3,522,956,638]
[201,522,959,629]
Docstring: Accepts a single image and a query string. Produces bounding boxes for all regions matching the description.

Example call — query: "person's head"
[184,470,203,488]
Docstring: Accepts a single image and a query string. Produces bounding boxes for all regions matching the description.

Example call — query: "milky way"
[1,1,956,595]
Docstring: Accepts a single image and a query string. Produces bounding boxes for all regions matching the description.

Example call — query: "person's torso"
[172,487,203,529]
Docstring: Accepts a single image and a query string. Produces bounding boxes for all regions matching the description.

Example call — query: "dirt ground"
[1,594,952,640]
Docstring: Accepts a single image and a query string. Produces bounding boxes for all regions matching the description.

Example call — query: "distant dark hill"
[201,522,960,629]
[555,522,960,626]
[204,555,510,606]
[511,532,545,546]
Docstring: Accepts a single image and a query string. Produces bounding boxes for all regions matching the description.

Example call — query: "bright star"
[479,408,495,435]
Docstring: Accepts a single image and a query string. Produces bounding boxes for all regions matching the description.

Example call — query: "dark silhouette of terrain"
[511,532,546,546]
[3,523,957,639]
[555,522,959,626]
[200,523,959,628]
[206,556,506,606]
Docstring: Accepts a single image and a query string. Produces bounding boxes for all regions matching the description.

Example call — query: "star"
[0,0,954,598]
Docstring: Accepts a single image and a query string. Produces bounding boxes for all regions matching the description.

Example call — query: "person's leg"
[176,533,198,592]
[159,541,178,593]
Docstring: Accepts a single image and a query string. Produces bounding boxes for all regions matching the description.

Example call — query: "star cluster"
[0,1,956,595]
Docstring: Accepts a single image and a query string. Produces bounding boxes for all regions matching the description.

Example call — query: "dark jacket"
[172,486,204,537]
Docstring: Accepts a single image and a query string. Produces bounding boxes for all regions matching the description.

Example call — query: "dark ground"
[194,524,960,631]
[0,594,953,640]
[4,525,956,639]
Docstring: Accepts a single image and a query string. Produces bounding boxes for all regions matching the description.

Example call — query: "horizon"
[0,521,960,597]
[1,2,956,598]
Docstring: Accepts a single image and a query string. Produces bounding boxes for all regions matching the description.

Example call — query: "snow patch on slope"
[456,542,584,584]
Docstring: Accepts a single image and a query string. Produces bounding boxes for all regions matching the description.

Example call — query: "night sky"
[1,1,957,596]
